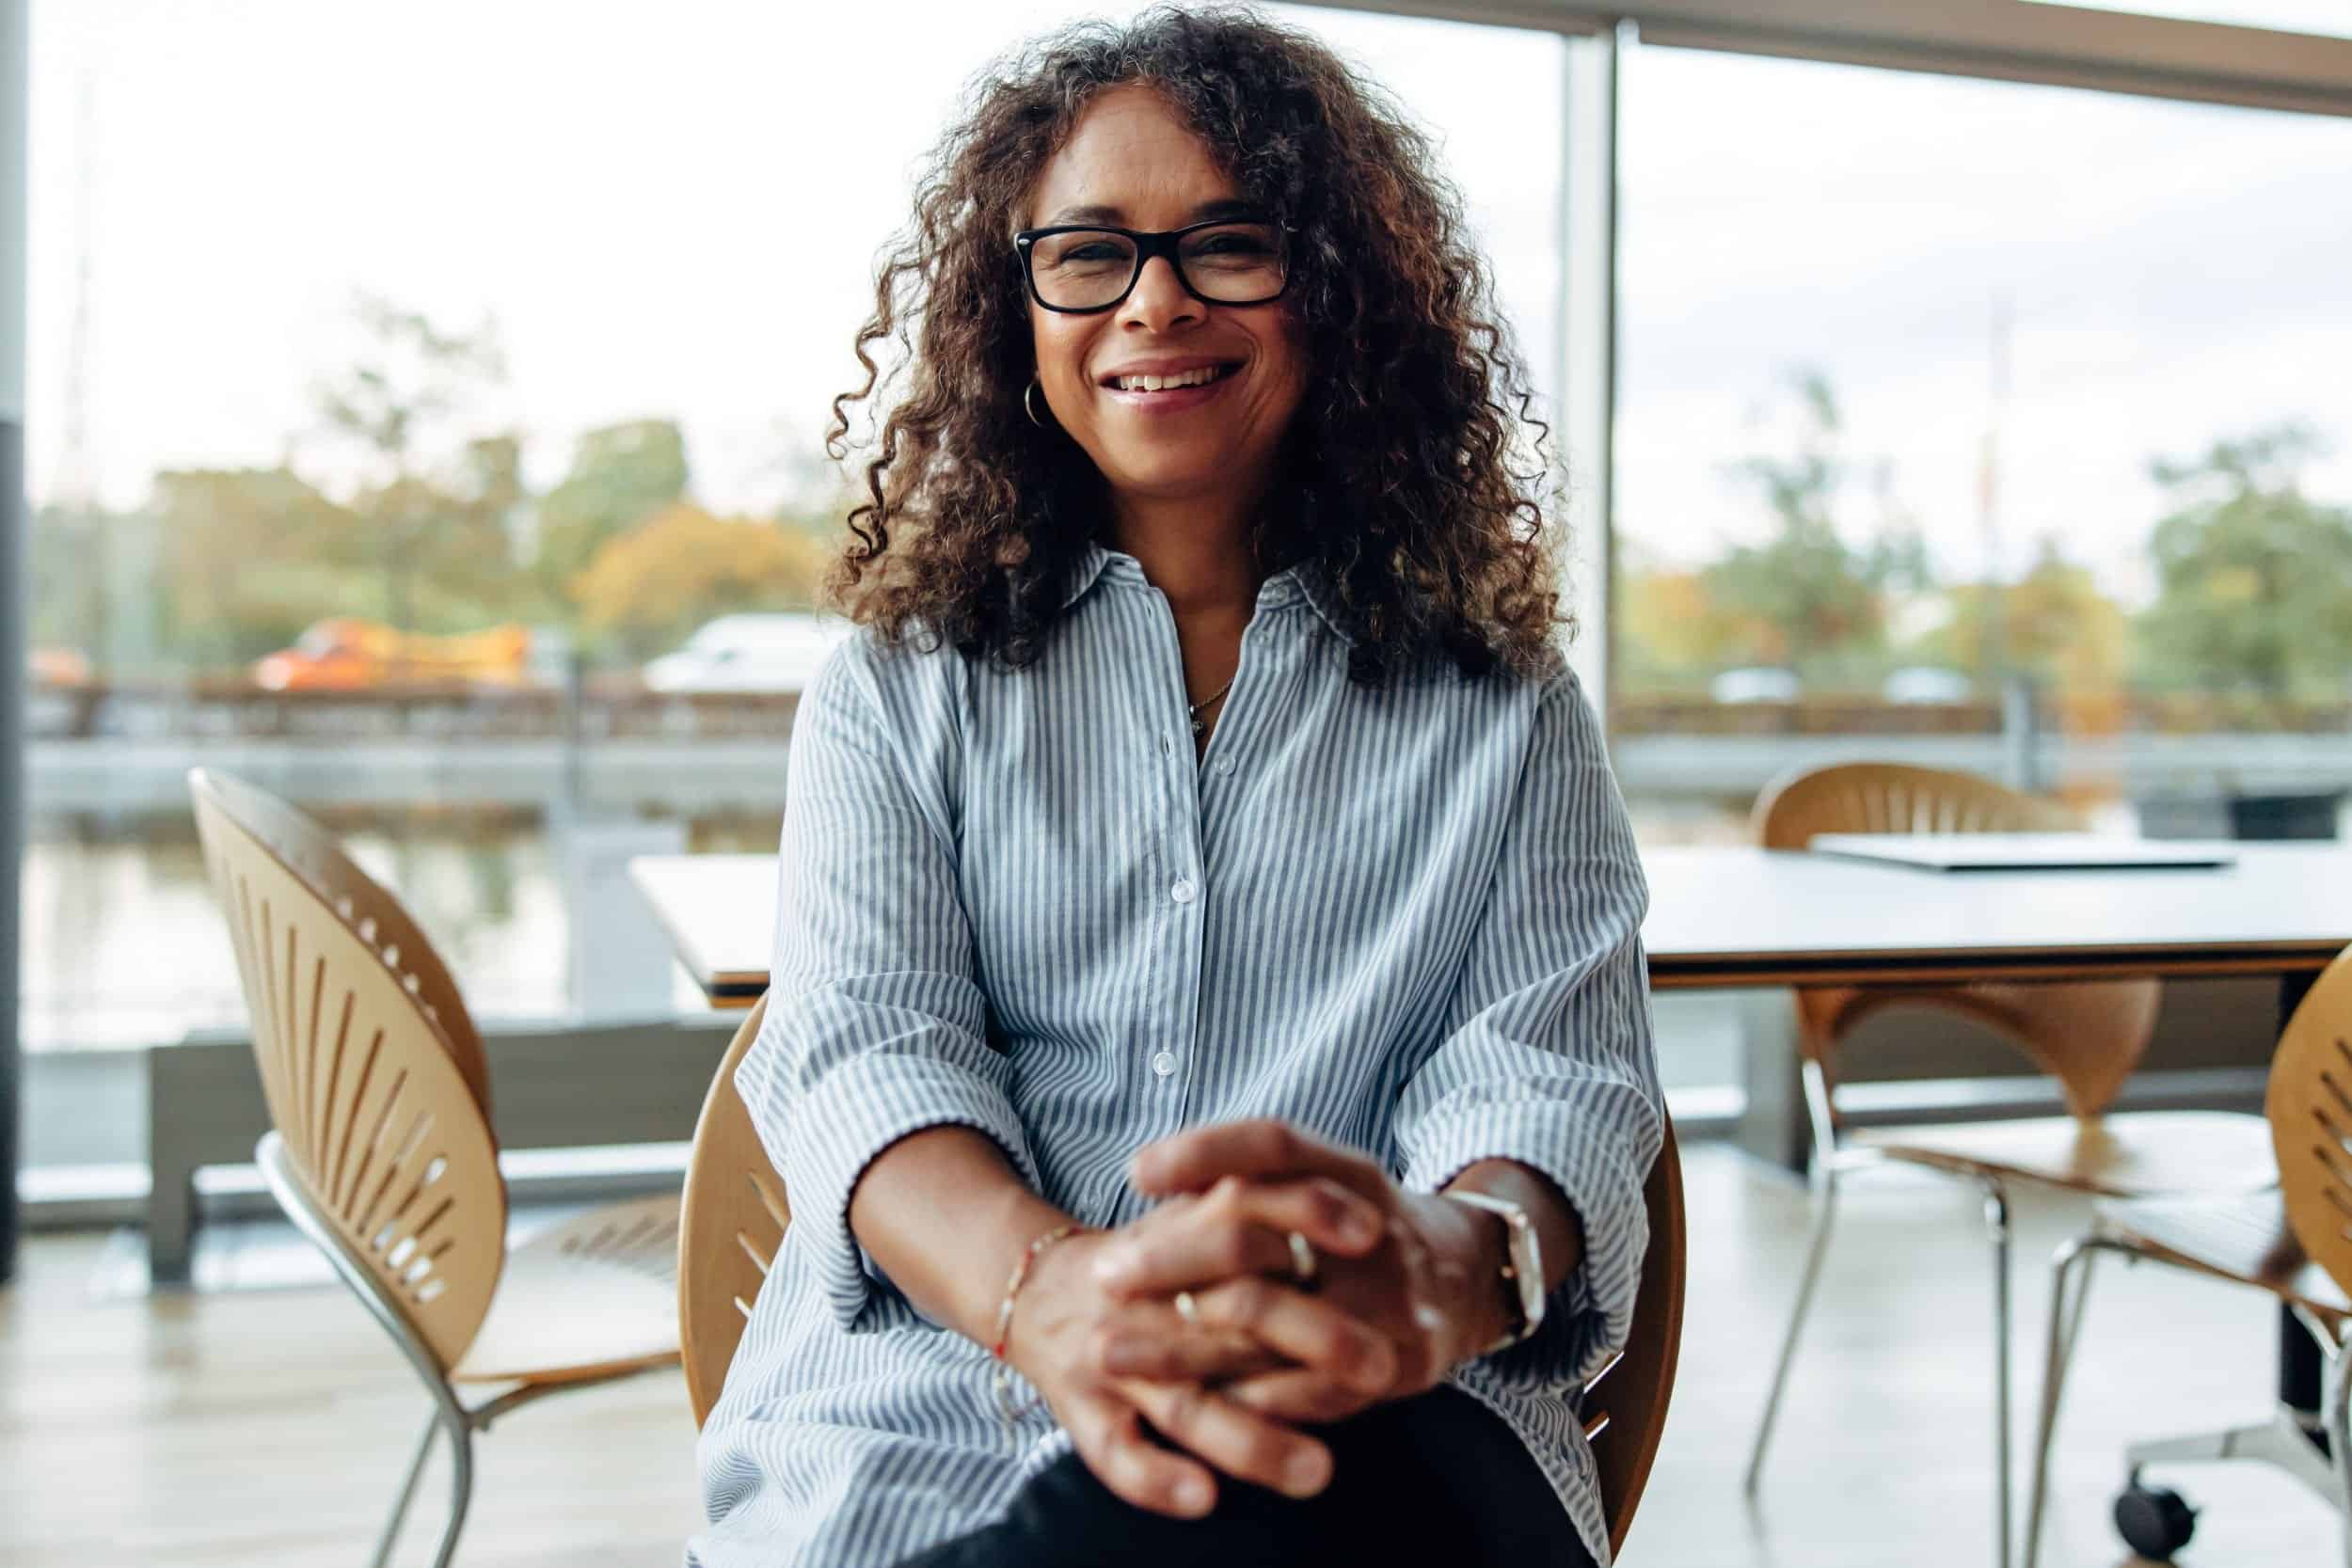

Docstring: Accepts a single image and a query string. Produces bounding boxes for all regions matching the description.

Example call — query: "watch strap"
[1440,1189,1546,1355]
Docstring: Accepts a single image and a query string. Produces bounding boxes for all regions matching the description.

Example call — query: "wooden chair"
[679,1006,1686,1553]
[1743,763,2277,1568]
[1583,1117,1688,1559]
[2024,942,2352,1568]
[680,992,787,1424]
[187,768,682,1568]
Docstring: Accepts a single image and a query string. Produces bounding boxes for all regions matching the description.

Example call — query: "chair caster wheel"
[2113,1481,2197,1560]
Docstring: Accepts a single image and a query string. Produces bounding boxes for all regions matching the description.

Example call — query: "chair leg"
[1983,1180,2013,1568]
[2325,1344,2352,1568]
[370,1411,439,1568]
[429,1403,478,1568]
[2022,1238,2098,1568]
[1744,1162,1841,1496]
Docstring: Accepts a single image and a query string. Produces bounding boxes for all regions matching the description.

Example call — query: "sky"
[24,0,2352,609]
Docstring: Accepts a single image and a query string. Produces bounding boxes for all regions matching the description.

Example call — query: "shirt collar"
[1059,541,1350,640]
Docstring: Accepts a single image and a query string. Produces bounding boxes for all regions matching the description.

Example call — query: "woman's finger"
[1071,1393,1221,1520]
[1118,1377,1335,1502]
[1090,1211,1290,1296]
[1239,1173,1386,1253]
[1089,1307,1286,1386]
[1101,1278,1396,1396]
[1131,1118,1383,1198]
[1196,1275,1399,1394]
[1094,1175,1384,1297]
[1222,1366,1383,1426]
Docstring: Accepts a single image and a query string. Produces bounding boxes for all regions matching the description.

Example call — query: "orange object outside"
[251,618,532,690]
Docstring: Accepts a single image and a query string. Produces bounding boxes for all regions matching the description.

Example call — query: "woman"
[691,8,1661,1566]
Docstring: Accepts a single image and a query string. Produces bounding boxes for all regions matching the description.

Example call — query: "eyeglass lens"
[1028,224,1286,309]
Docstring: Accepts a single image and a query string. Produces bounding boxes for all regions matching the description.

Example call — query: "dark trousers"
[894,1385,1597,1568]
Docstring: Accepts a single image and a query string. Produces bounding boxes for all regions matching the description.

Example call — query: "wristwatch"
[1441,1189,1546,1355]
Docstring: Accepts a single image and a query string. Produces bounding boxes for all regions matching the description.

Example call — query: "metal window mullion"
[2,0,28,1284]
[1556,24,1619,728]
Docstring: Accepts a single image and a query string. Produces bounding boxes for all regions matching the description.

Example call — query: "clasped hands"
[1002,1118,1504,1522]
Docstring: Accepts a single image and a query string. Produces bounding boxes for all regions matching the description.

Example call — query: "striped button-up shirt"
[691,541,1661,1568]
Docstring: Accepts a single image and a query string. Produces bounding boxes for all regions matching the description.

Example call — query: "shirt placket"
[1145,579,1296,1129]
[1143,589,1208,1118]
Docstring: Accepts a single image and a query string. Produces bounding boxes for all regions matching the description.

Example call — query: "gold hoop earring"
[1025,378,1050,429]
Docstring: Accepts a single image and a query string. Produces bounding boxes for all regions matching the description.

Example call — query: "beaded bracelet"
[989,1222,1081,1430]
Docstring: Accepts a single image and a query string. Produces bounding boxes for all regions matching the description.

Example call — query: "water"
[23,806,780,1053]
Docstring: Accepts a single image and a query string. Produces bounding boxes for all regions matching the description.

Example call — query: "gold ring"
[1173,1290,1199,1324]
[1287,1230,1319,1291]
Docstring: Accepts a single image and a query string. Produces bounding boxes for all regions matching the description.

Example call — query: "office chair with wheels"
[2024,942,2352,1568]
[1742,763,2278,1568]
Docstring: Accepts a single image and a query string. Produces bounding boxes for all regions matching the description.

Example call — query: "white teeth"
[1116,366,1223,391]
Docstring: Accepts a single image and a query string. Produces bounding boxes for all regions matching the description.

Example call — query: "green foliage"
[52,300,2345,707]
[570,502,830,659]
[2135,426,2352,698]
[149,467,365,664]
[310,293,518,633]
[30,501,108,657]
[1695,367,1913,682]
[1916,536,2128,692]
[533,420,691,610]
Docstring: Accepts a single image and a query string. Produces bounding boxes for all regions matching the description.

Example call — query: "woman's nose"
[1118,254,1203,333]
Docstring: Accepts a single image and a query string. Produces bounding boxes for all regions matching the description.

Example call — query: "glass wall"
[1613,40,2352,847]
[21,2,1567,1173]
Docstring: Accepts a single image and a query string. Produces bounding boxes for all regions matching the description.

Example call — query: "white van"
[642,613,853,693]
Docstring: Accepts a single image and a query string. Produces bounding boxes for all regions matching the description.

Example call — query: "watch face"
[1505,1220,1545,1337]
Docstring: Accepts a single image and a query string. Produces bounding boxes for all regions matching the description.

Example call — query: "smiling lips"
[1110,364,1231,391]
[1098,359,1241,409]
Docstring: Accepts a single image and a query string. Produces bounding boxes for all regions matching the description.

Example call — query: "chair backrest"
[188,768,506,1374]
[187,766,493,1116]
[681,993,789,1427]
[1587,1117,1687,1559]
[1752,760,2080,850]
[2267,945,2352,1300]
[1753,761,2160,1117]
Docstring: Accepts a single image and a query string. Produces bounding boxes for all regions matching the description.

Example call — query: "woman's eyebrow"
[1038,198,1261,227]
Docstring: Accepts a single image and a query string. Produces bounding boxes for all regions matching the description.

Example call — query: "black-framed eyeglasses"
[1013,217,1292,313]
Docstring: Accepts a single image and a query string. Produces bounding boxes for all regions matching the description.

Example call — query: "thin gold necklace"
[1187,675,1236,737]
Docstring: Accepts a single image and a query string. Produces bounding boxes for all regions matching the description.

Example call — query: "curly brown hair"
[826,4,1567,687]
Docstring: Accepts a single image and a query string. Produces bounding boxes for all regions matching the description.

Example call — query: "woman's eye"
[1057,243,1128,264]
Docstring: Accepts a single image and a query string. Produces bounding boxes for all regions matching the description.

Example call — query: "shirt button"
[1215,757,1235,775]
[1170,878,1196,904]
[1152,1050,1177,1077]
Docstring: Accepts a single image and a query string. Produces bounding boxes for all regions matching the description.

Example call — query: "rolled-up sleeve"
[1391,669,1662,1396]
[732,638,1040,1333]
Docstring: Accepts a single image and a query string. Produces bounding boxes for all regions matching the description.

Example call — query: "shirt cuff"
[1399,1085,1659,1395]
[773,1047,1041,1334]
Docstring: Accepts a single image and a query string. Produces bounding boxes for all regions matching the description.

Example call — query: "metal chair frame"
[1740,761,2245,1568]
[2021,942,2352,1567]
[2022,1230,2351,1567]
[252,1132,663,1568]
[1744,1055,2022,1555]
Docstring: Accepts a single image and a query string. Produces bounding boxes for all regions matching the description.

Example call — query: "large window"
[22,2,1566,1177]
[1613,40,2352,847]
